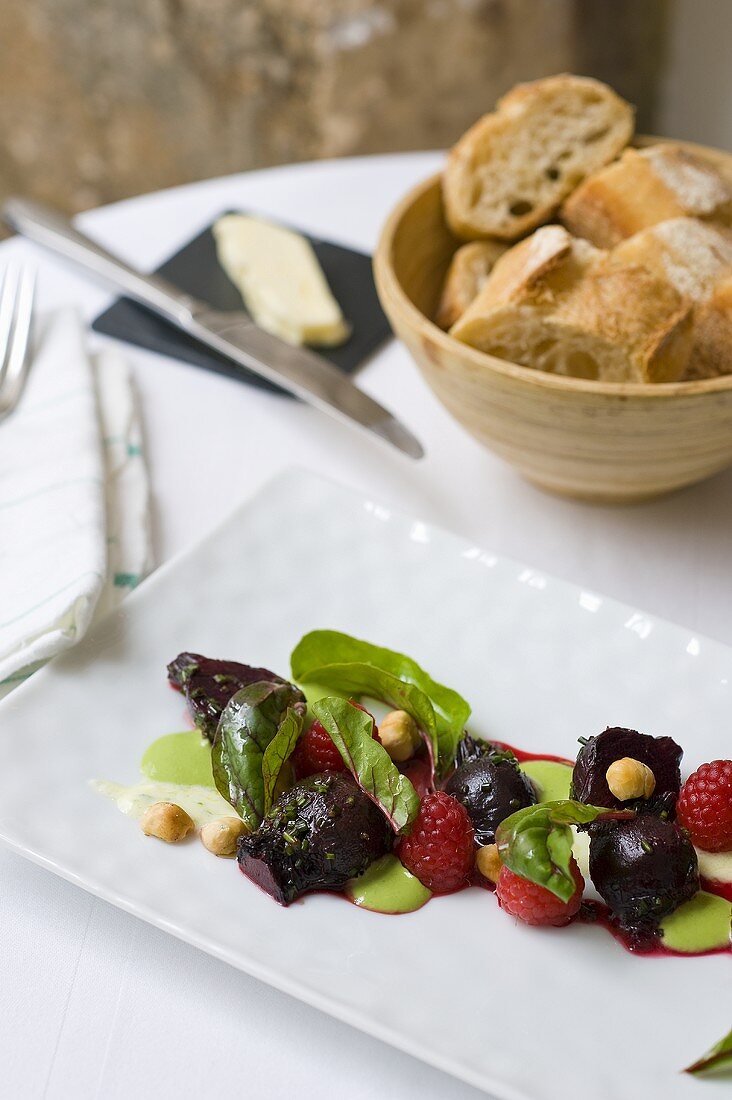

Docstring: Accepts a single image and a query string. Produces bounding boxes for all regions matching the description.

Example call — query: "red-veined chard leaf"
[311,697,419,834]
[685,1026,732,1076]
[496,801,633,903]
[291,630,470,777]
[303,661,437,779]
[212,680,305,831]
[261,707,303,814]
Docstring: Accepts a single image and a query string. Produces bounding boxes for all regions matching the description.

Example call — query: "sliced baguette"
[450,226,693,384]
[443,75,634,242]
[691,277,732,379]
[612,217,732,378]
[561,144,732,248]
[436,240,507,329]
[466,225,589,307]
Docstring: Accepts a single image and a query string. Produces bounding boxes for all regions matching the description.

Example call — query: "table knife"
[3,198,424,460]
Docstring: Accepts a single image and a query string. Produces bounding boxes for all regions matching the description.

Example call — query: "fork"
[0,263,36,421]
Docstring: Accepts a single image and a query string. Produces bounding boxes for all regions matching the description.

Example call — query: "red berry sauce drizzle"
[704,879,732,903]
[492,739,575,767]
[491,740,730,957]
[344,739,731,960]
[238,732,730,958]
[577,901,730,959]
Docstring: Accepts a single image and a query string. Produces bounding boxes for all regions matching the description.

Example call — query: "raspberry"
[397,792,474,893]
[677,760,732,852]
[291,702,378,779]
[496,858,584,927]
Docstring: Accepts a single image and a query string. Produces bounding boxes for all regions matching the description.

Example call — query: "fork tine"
[0,263,20,383]
[0,264,36,419]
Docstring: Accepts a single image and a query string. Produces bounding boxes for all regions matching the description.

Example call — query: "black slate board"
[92,213,392,396]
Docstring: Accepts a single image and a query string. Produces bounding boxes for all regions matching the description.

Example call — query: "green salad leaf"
[496,800,631,903]
[291,630,470,776]
[685,1026,732,1076]
[311,697,420,834]
[212,680,306,830]
[261,707,303,814]
[303,660,438,773]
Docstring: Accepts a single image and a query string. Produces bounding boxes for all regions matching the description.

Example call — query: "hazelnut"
[476,843,502,884]
[605,757,656,802]
[140,801,195,843]
[200,816,247,857]
[379,710,421,762]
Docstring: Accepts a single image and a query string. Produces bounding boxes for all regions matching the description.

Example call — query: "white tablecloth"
[2,153,732,1099]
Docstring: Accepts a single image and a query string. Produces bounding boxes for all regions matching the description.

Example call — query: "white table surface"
[2,153,732,1100]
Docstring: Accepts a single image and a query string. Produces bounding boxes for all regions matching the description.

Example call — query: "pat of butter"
[213,214,351,347]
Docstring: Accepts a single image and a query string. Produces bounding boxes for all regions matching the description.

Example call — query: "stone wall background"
[0,0,671,217]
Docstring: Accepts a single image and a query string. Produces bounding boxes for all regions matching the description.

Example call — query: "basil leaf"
[312,697,420,834]
[291,630,470,775]
[212,680,306,830]
[261,707,304,815]
[496,800,627,903]
[685,1026,732,1076]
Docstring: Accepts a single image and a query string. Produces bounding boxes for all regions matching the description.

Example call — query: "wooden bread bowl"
[374,138,732,503]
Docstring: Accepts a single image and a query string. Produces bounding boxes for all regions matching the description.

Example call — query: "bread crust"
[451,228,693,383]
[554,263,693,383]
[435,240,507,329]
[453,226,600,321]
[474,225,573,307]
[443,74,634,242]
[612,217,732,378]
[688,277,732,378]
[561,145,732,248]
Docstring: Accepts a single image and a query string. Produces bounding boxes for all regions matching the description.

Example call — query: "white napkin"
[0,309,151,696]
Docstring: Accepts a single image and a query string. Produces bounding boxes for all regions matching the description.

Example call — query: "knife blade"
[3,197,424,460]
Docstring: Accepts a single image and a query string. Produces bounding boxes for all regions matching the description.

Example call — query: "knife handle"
[3,197,202,328]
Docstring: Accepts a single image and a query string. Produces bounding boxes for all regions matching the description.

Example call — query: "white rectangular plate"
[0,470,729,1099]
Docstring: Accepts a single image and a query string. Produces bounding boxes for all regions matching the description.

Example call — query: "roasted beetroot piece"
[237,771,392,905]
[589,816,699,940]
[444,749,536,845]
[570,727,682,817]
[453,732,500,769]
[167,653,288,741]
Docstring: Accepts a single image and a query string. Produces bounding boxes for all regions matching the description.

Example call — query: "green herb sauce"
[520,759,573,803]
[140,731,215,787]
[660,891,732,954]
[110,727,732,955]
[346,854,431,913]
